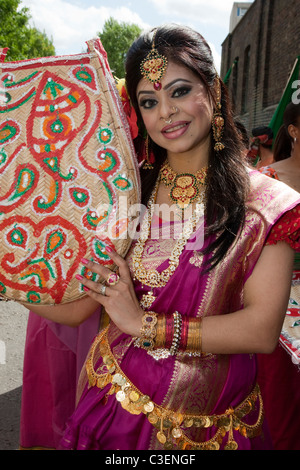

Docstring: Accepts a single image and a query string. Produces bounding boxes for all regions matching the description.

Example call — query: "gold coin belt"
[85,327,264,450]
[131,179,205,290]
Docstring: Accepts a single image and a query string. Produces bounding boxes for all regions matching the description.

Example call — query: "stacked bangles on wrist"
[134,311,203,356]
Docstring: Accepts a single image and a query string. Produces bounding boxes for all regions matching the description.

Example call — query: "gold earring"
[212,80,225,152]
[143,134,154,170]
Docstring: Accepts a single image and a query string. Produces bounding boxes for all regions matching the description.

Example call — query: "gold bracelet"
[155,315,166,348]
[186,318,202,353]
[134,311,158,350]
[170,311,182,356]
[199,317,203,353]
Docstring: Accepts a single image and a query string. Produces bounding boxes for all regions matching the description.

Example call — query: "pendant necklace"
[159,162,207,211]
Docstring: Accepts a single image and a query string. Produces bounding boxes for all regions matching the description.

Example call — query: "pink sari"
[20,309,101,449]
[59,170,300,450]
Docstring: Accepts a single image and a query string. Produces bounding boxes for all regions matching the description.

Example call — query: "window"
[237,7,248,17]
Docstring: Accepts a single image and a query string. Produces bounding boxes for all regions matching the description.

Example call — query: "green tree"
[99,17,141,78]
[0,0,55,61]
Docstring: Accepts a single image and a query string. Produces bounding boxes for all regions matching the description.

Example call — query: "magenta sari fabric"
[59,171,300,450]
[20,308,101,449]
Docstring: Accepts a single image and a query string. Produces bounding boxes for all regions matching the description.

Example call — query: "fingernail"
[106,246,112,253]
[83,286,90,292]
[81,258,89,265]
[75,274,83,280]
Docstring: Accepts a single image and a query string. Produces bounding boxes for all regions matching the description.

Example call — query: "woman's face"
[136,61,214,159]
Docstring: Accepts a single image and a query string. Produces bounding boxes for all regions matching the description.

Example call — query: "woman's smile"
[161,121,191,139]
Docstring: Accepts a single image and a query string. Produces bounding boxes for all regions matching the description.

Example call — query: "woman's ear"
[287,124,299,141]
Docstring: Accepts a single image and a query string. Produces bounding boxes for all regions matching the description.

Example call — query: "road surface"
[0,301,28,450]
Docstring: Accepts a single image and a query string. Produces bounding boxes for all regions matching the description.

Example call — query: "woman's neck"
[166,138,210,173]
[290,147,300,165]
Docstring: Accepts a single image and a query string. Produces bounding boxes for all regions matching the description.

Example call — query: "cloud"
[21,0,149,55]
[149,0,235,26]
[19,0,227,71]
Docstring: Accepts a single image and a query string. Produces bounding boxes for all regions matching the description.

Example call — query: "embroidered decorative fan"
[0,39,140,305]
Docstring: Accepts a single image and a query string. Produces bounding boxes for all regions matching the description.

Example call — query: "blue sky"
[20,0,254,72]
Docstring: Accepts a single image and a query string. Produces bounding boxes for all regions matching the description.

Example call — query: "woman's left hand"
[76,248,143,337]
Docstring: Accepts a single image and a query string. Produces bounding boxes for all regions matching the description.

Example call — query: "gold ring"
[106,272,120,286]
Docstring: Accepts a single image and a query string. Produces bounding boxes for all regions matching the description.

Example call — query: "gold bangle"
[134,311,158,350]
[170,311,182,356]
[155,315,166,348]
[186,318,202,353]
[199,317,203,353]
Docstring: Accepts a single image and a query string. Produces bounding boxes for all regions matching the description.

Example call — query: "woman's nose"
[160,105,178,124]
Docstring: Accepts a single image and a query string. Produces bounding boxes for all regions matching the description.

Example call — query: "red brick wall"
[221,0,300,132]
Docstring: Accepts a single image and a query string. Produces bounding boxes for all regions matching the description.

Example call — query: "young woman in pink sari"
[27,25,300,450]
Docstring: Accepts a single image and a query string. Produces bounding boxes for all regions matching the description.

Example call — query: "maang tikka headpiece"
[140,30,168,91]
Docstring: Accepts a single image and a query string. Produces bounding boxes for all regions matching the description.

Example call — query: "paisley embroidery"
[0,40,140,304]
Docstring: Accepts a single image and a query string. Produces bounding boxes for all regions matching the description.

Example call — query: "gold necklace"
[160,162,207,210]
[131,178,205,309]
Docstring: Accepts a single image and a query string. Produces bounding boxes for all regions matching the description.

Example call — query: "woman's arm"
[202,241,294,354]
[22,295,100,327]
[55,241,294,354]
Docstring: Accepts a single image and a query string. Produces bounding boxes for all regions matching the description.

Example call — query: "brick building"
[221,0,300,132]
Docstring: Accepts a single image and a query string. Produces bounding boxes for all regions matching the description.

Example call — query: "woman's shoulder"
[265,204,300,251]
[246,167,300,222]
[247,166,300,250]
[247,165,295,195]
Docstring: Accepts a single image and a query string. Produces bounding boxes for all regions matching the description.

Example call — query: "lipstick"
[161,121,190,139]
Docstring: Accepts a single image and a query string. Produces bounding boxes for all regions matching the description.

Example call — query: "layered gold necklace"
[131,163,206,309]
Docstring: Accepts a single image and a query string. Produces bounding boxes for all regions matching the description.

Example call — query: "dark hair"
[252,126,273,149]
[273,102,300,161]
[125,24,249,270]
[235,119,250,149]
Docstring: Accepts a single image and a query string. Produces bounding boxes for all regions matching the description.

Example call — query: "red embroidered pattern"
[259,167,300,249]
[266,204,300,250]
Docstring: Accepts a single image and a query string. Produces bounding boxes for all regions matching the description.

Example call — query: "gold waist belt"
[86,327,264,450]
